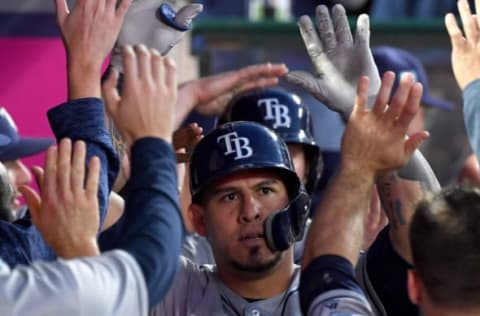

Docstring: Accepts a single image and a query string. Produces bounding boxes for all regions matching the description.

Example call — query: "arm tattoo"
[376,150,440,229]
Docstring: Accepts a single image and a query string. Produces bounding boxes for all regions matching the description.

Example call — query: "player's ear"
[189,203,207,237]
[407,269,422,305]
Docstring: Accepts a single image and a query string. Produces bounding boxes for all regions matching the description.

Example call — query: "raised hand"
[175,63,288,127]
[111,0,203,71]
[341,71,429,174]
[173,123,203,163]
[54,0,132,99]
[18,139,101,259]
[286,4,380,120]
[103,45,178,145]
[445,0,480,90]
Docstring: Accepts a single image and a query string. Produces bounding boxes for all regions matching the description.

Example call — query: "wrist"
[67,60,102,100]
[56,239,100,259]
[338,158,375,186]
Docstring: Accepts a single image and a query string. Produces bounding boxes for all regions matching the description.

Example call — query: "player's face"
[3,160,32,210]
[200,169,289,273]
[287,144,307,185]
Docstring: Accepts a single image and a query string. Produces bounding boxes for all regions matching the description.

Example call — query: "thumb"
[285,71,320,95]
[175,3,203,26]
[31,166,45,193]
[102,67,120,117]
[18,185,42,221]
[404,131,430,158]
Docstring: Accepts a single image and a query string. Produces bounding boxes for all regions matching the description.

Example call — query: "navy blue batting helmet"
[220,87,323,195]
[190,121,310,251]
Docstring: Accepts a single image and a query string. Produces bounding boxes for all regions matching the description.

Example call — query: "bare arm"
[375,150,440,263]
[303,72,428,268]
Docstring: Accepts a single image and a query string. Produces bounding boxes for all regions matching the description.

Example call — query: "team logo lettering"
[217,132,253,160]
[257,98,291,128]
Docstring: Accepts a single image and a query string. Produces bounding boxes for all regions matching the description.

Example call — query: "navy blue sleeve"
[111,137,185,308]
[0,98,118,268]
[47,98,119,228]
[300,254,364,315]
[0,217,54,267]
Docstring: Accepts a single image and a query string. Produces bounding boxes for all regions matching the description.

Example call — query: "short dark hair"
[410,184,480,308]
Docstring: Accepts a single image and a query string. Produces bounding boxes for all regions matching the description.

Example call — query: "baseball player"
[0,158,16,222]
[151,120,310,315]
[183,87,322,264]
[0,0,131,267]
[286,4,445,315]
[0,10,184,314]
[0,108,53,216]
[301,64,427,316]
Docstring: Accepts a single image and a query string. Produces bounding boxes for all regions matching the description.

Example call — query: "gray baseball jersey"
[150,256,302,316]
[0,250,148,316]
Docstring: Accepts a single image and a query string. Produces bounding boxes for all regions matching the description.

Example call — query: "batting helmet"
[219,87,323,194]
[190,121,310,252]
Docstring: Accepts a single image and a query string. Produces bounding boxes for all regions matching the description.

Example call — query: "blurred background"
[0,0,472,186]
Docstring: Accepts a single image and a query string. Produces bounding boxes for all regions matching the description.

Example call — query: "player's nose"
[240,195,261,223]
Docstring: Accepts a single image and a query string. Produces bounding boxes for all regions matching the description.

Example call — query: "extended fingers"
[115,0,132,20]
[384,73,415,123]
[332,4,353,46]
[85,156,100,199]
[173,123,203,149]
[71,141,86,193]
[299,15,324,74]
[122,45,138,89]
[151,49,162,82]
[395,82,423,132]
[354,14,371,49]
[164,57,177,91]
[57,138,72,195]
[445,13,467,51]
[43,145,58,200]
[135,45,153,82]
[238,63,288,80]
[316,5,337,52]
[371,71,395,116]
[31,166,44,193]
[54,0,69,24]
[353,76,369,115]
[458,0,478,42]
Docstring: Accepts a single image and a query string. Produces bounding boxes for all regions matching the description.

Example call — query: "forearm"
[115,138,184,307]
[463,79,480,158]
[376,149,440,263]
[304,164,374,268]
[47,99,119,229]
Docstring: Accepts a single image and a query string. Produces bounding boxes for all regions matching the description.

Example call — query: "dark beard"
[231,246,282,274]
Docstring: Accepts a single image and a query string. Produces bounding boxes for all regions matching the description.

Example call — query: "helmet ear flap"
[264,189,311,252]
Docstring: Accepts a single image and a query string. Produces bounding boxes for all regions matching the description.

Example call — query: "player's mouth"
[239,232,265,247]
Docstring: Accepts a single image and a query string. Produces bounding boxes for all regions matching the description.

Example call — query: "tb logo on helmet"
[258,98,291,129]
[217,132,253,160]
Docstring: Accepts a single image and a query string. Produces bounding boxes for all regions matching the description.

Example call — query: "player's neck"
[217,251,295,299]
[421,299,480,316]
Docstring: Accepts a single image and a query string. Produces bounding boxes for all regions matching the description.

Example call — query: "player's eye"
[258,187,274,195]
[221,192,237,202]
